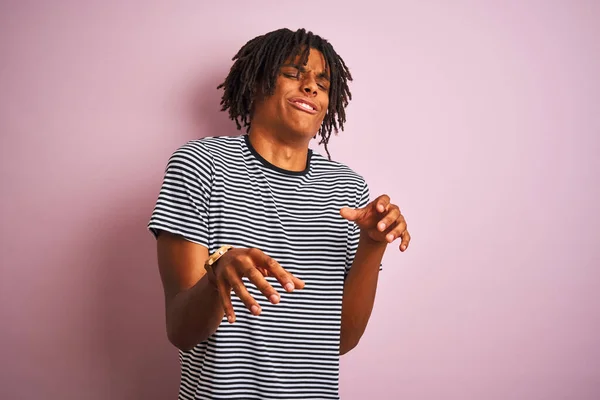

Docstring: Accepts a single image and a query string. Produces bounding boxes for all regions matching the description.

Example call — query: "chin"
[291,129,319,142]
[286,122,320,139]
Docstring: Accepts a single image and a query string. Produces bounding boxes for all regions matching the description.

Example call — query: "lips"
[288,97,318,115]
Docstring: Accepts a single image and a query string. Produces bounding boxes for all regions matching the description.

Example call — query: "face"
[251,48,330,141]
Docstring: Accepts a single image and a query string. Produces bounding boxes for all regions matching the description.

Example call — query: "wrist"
[204,267,220,291]
[204,245,233,290]
[359,232,388,249]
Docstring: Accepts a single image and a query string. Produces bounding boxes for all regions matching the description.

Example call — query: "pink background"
[1,1,599,399]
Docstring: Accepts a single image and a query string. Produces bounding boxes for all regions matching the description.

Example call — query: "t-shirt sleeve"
[345,179,382,276]
[147,141,214,247]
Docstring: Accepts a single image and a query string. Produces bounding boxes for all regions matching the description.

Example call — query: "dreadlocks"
[217,28,352,160]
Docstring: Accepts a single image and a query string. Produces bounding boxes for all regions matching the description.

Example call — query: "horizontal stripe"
[148,134,369,399]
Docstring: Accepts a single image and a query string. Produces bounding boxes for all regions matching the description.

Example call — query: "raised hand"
[340,194,411,252]
[207,248,305,323]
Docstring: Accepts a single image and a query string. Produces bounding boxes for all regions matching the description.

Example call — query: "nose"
[302,75,318,96]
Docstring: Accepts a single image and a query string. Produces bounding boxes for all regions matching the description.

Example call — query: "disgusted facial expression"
[251,48,330,141]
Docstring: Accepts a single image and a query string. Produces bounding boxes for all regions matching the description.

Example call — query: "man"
[148,28,410,400]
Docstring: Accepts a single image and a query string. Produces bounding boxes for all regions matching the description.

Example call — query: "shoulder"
[168,135,244,170]
[310,151,367,189]
[196,134,245,153]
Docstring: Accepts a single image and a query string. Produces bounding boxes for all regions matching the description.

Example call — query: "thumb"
[340,207,362,221]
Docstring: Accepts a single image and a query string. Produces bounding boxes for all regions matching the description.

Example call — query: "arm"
[340,235,386,355]
[150,143,227,350]
[339,194,411,355]
[156,232,306,351]
[157,232,224,351]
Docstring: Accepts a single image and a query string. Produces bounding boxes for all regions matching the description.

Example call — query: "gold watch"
[204,245,233,281]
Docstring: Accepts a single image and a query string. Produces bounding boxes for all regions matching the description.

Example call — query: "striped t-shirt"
[148,134,370,400]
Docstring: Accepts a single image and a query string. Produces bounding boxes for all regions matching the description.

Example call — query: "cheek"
[319,98,329,121]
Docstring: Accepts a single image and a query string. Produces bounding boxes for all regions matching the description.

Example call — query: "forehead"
[283,48,328,73]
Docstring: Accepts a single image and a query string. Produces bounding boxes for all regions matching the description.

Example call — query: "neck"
[247,127,310,172]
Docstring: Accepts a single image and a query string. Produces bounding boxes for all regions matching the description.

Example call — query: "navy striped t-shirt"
[148,134,370,399]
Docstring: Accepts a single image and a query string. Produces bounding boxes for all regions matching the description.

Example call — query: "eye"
[317,83,329,91]
[282,71,300,79]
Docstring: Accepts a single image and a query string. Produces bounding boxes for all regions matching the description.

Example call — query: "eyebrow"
[282,63,330,81]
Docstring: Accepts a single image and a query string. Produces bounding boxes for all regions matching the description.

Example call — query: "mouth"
[288,97,318,115]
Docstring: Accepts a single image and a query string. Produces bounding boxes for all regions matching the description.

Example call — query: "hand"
[340,194,411,252]
[209,248,305,323]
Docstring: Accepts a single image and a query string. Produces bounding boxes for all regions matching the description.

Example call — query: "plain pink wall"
[1,1,599,399]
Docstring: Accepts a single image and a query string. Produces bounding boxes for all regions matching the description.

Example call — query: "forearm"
[340,234,387,355]
[166,275,224,351]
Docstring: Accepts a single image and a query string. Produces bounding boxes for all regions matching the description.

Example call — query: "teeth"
[298,102,313,111]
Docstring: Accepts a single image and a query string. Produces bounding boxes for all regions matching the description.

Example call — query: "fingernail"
[227,315,234,323]
[251,305,260,315]
[285,282,294,292]
[387,234,394,242]
[379,222,386,231]
[270,294,280,304]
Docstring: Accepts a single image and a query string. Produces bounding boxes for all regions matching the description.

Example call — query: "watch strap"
[204,245,233,285]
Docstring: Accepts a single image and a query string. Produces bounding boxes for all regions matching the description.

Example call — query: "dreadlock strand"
[218,28,353,160]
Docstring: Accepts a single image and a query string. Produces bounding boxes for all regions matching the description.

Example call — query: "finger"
[377,206,400,232]
[267,257,296,292]
[340,207,362,221]
[216,280,236,324]
[248,249,304,293]
[375,194,391,213]
[385,219,407,243]
[255,265,269,277]
[229,274,261,316]
[290,274,306,290]
[262,255,301,293]
[399,230,411,252]
[246,267,281,304]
